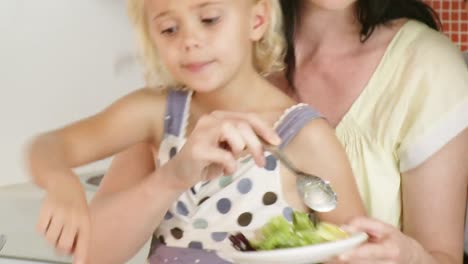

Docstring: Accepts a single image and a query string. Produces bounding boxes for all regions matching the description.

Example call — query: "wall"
[426,0,468,51]
[0,0,144,186]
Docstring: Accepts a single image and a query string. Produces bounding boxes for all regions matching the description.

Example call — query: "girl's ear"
[250,0,270,41]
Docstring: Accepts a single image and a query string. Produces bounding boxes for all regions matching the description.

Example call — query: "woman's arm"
[335,129,468,264]
[402,128,468,264]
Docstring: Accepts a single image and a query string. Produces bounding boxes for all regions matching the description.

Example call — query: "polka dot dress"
[156,143,293,252]
[149,91,319,264]
[150,90,321,263]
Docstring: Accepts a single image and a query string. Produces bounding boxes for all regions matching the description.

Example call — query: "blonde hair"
[127,0,286,88]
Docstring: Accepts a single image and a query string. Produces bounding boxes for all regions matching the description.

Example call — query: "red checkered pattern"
[426,0,468,51]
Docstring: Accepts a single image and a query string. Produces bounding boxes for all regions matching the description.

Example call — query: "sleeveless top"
[149,89,322,264]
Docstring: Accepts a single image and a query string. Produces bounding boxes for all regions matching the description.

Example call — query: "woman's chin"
[309,0,357,11]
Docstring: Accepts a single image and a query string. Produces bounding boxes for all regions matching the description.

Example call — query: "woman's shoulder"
[398,20,463,63]
[379,19,467,92]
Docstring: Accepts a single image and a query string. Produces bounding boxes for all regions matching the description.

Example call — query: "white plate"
[217,232,368,264]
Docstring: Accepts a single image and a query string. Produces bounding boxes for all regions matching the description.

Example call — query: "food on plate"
[229,211,348,251]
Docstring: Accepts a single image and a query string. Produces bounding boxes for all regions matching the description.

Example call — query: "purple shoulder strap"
[276,104,322,150]
[164,89,190,137]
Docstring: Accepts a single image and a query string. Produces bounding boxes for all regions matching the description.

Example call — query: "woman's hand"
[36,174,90,264]
[328,217,418,264]
[163,111,281,191]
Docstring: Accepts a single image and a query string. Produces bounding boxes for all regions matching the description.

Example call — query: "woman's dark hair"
[280,0,442,89]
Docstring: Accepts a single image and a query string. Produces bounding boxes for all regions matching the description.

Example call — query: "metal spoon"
[262,143,338,212]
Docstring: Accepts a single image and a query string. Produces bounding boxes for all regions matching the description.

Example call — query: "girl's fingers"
[45,214,64,247]
[219,121,246,156]
[235,121,265,167]
[36,205,53,234]
[73,221,90,264]
[56,220,78,255]
[204,164,226,180]
[211,111,281,145]
[194,145,237,175]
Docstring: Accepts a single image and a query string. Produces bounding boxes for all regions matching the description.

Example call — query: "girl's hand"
[36,174,90,264]
[163,111,281,191]
[328,217,417,264]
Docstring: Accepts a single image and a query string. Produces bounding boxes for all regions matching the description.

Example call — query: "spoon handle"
[262,144,302,176]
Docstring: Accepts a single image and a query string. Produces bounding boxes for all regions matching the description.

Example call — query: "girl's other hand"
[36,174,90,264]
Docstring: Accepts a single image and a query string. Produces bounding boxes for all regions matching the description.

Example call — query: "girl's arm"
[83,111,283,264]
[27,88,166,189]
[86,142,184,264]
[26,88,167,262]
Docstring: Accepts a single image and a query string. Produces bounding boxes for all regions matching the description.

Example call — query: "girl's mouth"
[182,60,215,73]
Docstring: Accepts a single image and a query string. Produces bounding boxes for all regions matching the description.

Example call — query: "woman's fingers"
[347,217,392,240]
[335,217,407,264]
[329,260,394,264]
[339,243,399,262]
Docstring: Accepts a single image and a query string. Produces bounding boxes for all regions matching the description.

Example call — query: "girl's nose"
[181,26,202,51]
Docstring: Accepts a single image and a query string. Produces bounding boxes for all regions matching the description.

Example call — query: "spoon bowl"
[263,144,338,212]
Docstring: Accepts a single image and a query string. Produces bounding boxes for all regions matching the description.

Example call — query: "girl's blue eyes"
[160,17,221,35]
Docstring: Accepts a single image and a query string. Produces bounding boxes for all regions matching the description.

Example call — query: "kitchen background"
[427,0,468,50]
[0,1,466,264]
[0,0,144,187]
[0,1,467,188]
[0,2,150,263]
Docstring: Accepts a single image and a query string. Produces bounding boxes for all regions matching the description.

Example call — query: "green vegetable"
[250,211,348,250]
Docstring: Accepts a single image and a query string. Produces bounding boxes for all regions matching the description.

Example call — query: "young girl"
[26,0,365,263]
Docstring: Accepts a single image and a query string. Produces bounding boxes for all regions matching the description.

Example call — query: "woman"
[275,0,468,263]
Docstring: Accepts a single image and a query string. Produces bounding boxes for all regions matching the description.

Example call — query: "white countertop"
[0,178,150,264]
[0,257,58,264]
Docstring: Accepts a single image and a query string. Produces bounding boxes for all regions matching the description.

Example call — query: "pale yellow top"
[336,20,468,227]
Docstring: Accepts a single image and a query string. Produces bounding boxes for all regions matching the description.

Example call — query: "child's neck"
[192,71,274,113]
[187,71,296,135]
